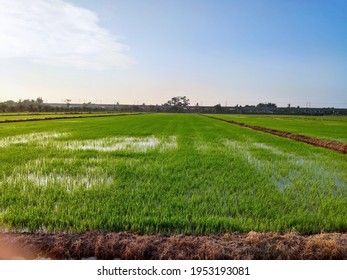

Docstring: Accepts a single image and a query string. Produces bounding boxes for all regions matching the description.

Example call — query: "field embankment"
[204,115,347,154]
[1,232,346,260]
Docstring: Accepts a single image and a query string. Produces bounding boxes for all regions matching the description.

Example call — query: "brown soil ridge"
[204,115,347,154]
[1,232,347,260]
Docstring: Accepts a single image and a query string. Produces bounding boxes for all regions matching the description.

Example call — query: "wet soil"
[1,231,346,260]
[204,115,347,154]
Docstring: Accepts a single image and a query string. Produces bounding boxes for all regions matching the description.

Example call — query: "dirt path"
[0,231,346,260]
[203,115,347,154]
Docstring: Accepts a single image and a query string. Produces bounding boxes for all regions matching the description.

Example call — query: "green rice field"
[0,112,130,122]
[207,114,347,143]
[0,113,346,234]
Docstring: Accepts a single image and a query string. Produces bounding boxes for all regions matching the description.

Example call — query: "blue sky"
[0,0,346,107]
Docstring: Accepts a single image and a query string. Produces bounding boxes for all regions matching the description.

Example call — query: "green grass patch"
[207,114,347,143]
[0,114,346,234]
[0,112,133,122]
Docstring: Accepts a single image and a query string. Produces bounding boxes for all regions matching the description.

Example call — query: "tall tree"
[165,96,190,112]
[64,99,71,111]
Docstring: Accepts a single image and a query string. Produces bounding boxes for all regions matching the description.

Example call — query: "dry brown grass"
[1,231,346,260]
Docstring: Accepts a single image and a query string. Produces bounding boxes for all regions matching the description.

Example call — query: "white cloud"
[0,0,135,69]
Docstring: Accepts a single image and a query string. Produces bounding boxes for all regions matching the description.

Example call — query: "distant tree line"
[0,98,48,112]
[0,96,346,115]
[0,98,110,113]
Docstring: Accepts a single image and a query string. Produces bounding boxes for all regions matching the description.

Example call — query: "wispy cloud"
[0,0,135,70]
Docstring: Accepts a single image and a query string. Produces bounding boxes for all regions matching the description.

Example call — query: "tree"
[165,96,190,107]
[64,99,71,111]
[213,103,225,113]
[256,102,277,108]
[36,97,44,104]
[36,97,44,111]
[164,96,190,112]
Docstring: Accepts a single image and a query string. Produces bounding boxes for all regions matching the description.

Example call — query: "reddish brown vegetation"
[205,115,347,154]
[1,232,346,260]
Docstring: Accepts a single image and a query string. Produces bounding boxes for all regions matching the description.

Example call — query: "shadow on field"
[1,232,346,260]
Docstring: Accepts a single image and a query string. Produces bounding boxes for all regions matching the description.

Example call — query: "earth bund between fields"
[1,231,347,260]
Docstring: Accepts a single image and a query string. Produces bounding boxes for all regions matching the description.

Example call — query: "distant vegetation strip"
[0,112,144,123]
[1,96,347,115]
[204,115,347,154]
